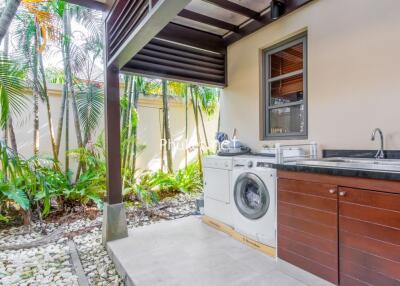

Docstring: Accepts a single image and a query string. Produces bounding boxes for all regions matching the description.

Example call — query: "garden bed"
[0,193,199,286]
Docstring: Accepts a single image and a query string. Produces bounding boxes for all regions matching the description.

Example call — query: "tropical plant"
[0,55,27,128]
[12,0,64,160]
[0,0,221,227]
[76,82,103,144]
[57,3,103,175]
[0,143,30,213]
[123,161,202,205]
[0,140,69,224]
[67,132,106,208]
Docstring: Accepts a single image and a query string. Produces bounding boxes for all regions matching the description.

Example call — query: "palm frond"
[0,55,28,127]
[76,82,104,141]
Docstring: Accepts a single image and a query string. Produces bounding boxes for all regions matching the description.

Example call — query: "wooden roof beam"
[224,0,313,45]
[178,9,238,32]
[201,0,259,19]
[157,23,226,54]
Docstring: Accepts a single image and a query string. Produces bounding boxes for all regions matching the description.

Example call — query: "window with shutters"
[262,34,307,140]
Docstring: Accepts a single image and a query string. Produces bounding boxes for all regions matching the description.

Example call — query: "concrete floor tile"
[107,217,316,286]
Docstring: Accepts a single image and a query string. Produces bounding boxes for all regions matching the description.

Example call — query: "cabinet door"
[339,187,400,286]
[277,178,339,284]
[203,168,230,203]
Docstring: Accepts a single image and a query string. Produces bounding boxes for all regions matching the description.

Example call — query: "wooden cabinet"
[277,178,339,284]
[277,172,400,286]
[338,187,400,286]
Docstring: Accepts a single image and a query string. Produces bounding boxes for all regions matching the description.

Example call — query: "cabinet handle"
[329,189,336,194]
[339,191,347,197]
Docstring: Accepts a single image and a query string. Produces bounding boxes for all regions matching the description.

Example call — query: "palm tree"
[190,85,202,172]
[0,0,22,44]
[37,23,57,161]
[62,6,84,154]
[58,3,102,176]
[32,20,40,156]
[11,0,61,160]
[12,9,41,156]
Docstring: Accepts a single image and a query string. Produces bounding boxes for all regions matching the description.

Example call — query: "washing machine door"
[234,172,270,220]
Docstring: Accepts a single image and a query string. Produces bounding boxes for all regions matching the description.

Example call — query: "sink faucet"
[371,128,385,159]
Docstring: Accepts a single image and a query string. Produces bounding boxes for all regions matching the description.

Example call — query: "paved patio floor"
[107,216,313,286]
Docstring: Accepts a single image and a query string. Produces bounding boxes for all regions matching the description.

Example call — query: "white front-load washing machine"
[231,156,277,247]
[203,155,233,226]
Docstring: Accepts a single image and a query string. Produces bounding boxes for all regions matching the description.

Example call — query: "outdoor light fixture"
[271,0,285,20]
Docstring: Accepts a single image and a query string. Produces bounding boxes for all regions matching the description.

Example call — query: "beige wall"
[15,84,218,172]
[135,96,218,171]
[220,0,400,152]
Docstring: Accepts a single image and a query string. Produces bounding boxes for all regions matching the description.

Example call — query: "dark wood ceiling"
[107,0,312,86]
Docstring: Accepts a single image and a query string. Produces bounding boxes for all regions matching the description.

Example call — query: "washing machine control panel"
[256,162,273,168]
[233,156,275,169]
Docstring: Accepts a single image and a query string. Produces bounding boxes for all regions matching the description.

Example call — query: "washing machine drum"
[234,172,270,220]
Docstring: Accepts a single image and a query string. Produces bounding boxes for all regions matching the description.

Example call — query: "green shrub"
[123,161,203,204]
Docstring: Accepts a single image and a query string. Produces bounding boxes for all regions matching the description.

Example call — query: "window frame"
[261,33,308,140]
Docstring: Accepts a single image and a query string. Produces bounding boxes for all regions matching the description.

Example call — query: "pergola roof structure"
[106,0,311,86]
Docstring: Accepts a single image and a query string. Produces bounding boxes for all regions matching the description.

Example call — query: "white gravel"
[0,193,199,286]
[0,242,78,286]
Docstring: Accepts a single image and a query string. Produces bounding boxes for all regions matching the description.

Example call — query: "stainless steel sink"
[295,157,400,172]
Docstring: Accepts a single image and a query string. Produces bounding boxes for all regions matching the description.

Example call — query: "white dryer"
[231,156,277,247]
[203,156,233,226]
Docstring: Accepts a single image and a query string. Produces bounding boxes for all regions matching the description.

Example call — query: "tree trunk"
[33,24,40,156]
[37,22,58,162]
[125,76,135,171]
[162,80,173,173]
[2,31,9,146]
[56,84,67,157]
[184,90,188,168]
[160,109,165,171]
[63,9,84,152]
[198,105,209,148]
[121,75,132,170]
[65,91,70,175]
[190,86,202,173]
[131,82,139,176]
[8,117,17,152]
[63,8,85,178]
[0,0,21,45]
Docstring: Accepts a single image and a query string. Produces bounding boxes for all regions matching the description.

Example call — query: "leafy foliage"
[76,82,104,142]
[0,55,28,127]
[0,0,221,227]
[123,162,203,205]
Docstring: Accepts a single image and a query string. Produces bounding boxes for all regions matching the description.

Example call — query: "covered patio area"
[107,216,329,286]
[99,0,317,285]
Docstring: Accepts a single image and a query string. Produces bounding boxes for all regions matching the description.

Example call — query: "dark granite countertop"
[272,162,400,181]
[272,149,400,181]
